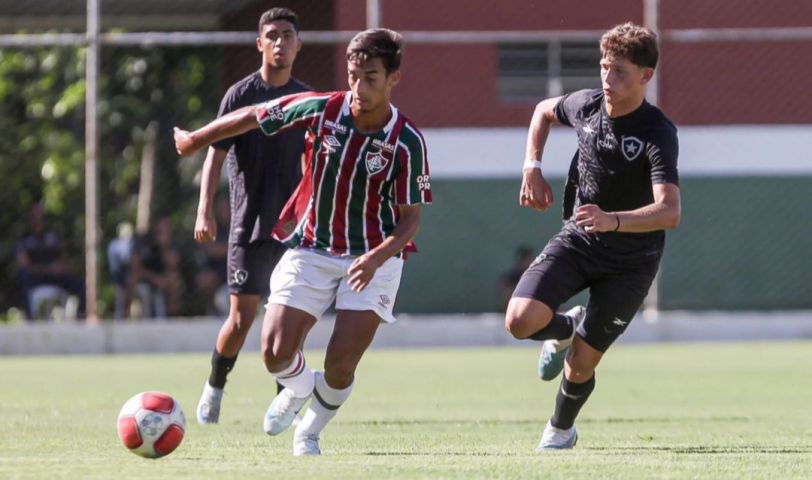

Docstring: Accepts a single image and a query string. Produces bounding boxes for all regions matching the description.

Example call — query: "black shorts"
[512,234,661,352]
[227,240,289,297]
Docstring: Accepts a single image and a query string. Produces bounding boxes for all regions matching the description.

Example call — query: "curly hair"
[600,23,658,69]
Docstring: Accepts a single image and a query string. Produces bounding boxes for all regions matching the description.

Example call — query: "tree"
[0,43,224,318]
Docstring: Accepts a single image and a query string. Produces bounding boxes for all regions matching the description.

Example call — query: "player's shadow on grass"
[362,446,812,456]
[587,446,812,455]
[348,416,749,427]
[363,452,515,457]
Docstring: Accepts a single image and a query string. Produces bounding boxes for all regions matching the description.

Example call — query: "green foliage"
[0,43,223,317]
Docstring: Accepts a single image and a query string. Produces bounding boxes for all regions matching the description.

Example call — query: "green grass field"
[2,342,811,479]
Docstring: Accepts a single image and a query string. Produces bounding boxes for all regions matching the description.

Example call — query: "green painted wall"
[395,177,812,314]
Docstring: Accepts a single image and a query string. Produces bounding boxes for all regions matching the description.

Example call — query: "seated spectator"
[497,246,535,312]
[195,196,230,316]
[107,222,134,320]
[14,203,86,320]
[125,217,182,319]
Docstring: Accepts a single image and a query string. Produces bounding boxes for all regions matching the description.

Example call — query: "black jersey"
[554,88,679,257]
[212,72,312,244]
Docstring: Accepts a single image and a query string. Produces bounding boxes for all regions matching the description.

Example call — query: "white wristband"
[523,160,542,170]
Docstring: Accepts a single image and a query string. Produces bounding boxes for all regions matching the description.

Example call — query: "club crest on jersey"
[233,269,249,286]
[323,135,341,153]
[621,136,644,161]
[365,151,389,175]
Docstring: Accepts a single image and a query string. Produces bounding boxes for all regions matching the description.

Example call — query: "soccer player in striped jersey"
[174,28,431,456]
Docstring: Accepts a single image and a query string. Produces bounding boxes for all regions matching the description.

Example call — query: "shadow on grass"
[346,416,749,427]
[362,446,812,456]
[586,445,812,455]
[363,452,517,457]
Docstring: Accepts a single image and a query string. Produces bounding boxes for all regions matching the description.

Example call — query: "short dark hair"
[600,23,658,69]
[259,8,299,34]
[346,28,404,74]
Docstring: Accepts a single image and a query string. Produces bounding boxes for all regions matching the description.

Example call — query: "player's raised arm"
[175,91,328,157]
[174,105,259,156]
[520,96,562,212]
[525,96,563,166]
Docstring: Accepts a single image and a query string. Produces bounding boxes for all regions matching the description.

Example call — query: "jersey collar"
[342,91,399,134]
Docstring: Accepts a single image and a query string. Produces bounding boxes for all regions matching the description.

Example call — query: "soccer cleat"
[264,388,311,436]
[536,421,578,451]
[293,432,321,456]
[538,305,586,381]
[196,382,223,425]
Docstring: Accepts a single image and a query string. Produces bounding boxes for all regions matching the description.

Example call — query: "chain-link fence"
[1,0,810,321]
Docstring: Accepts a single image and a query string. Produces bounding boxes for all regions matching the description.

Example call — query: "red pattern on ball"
[153,423,185,456]
[141,392,175,414]
[117,416,143,449]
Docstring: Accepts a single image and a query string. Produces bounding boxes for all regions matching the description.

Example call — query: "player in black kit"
[189,8,312,425]
[505,23,681,450]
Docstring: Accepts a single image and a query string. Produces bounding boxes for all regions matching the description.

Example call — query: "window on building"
[497,40,601,103]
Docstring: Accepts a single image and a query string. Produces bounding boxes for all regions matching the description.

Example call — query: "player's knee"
[565,350,598,379]
[261,341,298,372]
[323,359,356,389]
[504,314,530,339]
[505,300,552,339]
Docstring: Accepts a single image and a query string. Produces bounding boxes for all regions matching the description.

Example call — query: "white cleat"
[264,388,311,436]
[197,382,224,425]
[293,432,321,456]
[536,420,578,451]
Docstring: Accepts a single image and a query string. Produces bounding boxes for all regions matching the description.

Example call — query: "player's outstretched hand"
[194,211,217,243]
[348,254,382,293]
[575,204,616,233]
[174,127,199,156]
[520,169,553,211]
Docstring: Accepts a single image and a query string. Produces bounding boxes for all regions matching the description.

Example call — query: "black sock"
[525,313,574,341]
[550,373,595,430]
[208,349,238,389]
[276,381,285,395]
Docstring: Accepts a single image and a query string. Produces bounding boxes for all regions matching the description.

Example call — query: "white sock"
[270,350,315,398]
[296,371,353,437]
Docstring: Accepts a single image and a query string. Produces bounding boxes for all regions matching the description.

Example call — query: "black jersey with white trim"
[555,88,679,256]
[212,72,312,244]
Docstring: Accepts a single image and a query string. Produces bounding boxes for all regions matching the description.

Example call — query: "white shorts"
[267,248,404,323]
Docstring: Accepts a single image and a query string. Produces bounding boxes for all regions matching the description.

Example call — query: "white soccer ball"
[117,391,186,459]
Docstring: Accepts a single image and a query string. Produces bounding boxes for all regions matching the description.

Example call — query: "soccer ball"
[117,391,186,459]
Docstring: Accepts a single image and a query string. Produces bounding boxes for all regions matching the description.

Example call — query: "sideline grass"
[2,342,811,479]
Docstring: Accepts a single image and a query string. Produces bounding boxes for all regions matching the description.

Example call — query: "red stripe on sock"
[278,351,304,379]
